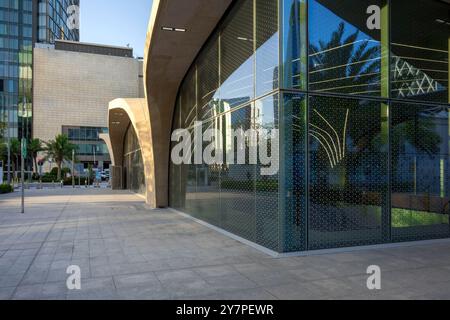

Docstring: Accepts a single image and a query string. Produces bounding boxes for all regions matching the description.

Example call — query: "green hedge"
[0,184,13,194]
[63,178,93,186]
[39,174,93,186]
[40,174,57,183]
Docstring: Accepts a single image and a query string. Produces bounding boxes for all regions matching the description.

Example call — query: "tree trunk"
[15,157,18,183]
[33,156,38,175]
[11,160,15,184]
[57,162,62,181]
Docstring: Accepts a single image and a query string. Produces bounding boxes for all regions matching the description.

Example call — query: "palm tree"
[28,138,43,175]
[44,134,76,181]
[0,119,6,164]
[308,23,441,191]
[0,119,5,141]
[309,22,380,95]
[0,143,6,164]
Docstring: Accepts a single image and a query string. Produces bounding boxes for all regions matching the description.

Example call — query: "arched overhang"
[143,0,232,207]
[99,133,115,166]
[107,98,156,208]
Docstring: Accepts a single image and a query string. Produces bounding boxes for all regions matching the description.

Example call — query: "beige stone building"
[33,40,143,171]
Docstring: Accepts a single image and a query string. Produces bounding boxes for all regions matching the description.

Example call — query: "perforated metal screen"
[167,0,450,253]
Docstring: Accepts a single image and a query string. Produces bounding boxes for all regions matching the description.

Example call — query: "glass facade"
[38,0,79,44]
[169,0,450,253]
[0,0,79,141]
[62,126,109,157]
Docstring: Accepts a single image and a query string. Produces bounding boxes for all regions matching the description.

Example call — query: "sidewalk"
[1,188,450,300]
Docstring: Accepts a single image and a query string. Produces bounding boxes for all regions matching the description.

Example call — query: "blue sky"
[80,0,153,57]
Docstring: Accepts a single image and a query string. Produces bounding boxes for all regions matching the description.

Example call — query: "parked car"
[100,169,110,181]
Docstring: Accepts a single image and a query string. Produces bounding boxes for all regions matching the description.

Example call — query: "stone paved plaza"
[1,188,450,300]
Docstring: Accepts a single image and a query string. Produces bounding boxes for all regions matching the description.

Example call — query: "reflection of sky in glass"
[220,32,279,107]
[220,53,254,108]
[260,95,277,126]
[256,33,279,97]
[309,1,376,46]
[308,0,382,96]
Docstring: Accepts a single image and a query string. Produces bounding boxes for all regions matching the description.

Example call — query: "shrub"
[41,173,57,183]
[50,167,59,177]
[63,177,93,186]
[48,167,71,179]
[62,167,71,178]
[0,184,13,194]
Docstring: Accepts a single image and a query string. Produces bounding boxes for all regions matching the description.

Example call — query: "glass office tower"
[0,0,79,140]
[169,0,450,253]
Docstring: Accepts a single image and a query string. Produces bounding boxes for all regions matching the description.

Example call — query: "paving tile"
[67,289,119,300]
[287,267,334,282]
[113,272,160,290]
[0,287,15,299]
[0,274,25,288]
[192,265,239,278]
[206,288,278,301]
[3,188,450,300]
[155,269,201,282]
[116,286,171,300]
[12,284,44,300]
[20,269,49,285]
[242,270,299,287]
[264,282,325,300]
[46,267,69,283]
[41,282,69,299]
[162,278,217,299]
[203,275,259,292]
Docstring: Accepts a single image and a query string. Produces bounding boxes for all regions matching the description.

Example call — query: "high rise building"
[0,0,80,140]
[33,40,143,172]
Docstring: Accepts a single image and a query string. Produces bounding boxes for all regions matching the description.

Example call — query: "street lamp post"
[20,98,26,214]
[93,145,96,187]
[6,106,10,185]
[72,149,75,188]
[21,138,25,214]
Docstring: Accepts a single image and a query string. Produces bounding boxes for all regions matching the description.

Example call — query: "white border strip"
[169,208,450,259]
[278,238,450,258]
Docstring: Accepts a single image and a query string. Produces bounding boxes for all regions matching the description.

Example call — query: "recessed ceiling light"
[161,26,186,32]
[435,18,449,24]
[237,37,254,42]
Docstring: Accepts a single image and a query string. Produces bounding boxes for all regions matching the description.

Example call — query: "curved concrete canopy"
[108,98,156,207]
[143,0,232,207]
[99,133,115,166]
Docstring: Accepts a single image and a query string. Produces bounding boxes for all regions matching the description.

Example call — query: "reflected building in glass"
[110,0,450,253]
[0,0,79,140]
